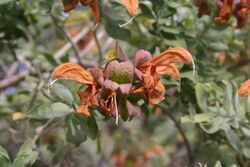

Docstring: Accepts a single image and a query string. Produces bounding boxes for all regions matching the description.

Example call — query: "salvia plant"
[0,0,250,166]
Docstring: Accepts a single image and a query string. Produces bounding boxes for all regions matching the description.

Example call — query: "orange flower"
[61,0,100,22]
[134,48,193,105]
[215,0,250,28]
[121,0,139,16]
[51,63,98,116]
[192,0,211,17]
[235,0,250,28]
[215,0,235,24]
[238,79,250,97]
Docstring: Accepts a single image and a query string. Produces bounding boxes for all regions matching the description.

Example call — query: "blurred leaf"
[0,0,12,5]
[195,83,208,112]
[29,102,71,119]
[65,113,98,146]
[12,140,38,167]
[0,146,10,167]
[222,125,242,154]
[50,83,74,105]
[214,161,222,167]
[181,113,210,123]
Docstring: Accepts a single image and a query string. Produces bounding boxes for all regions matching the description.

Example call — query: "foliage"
[0,0,250,166]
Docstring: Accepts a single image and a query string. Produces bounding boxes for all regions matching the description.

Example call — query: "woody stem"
[164,110,194,164]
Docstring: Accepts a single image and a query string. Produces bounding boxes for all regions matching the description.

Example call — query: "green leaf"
[181,113,210,124]
[29,102,71,119]
[222,125,242,154]
[50,83,74,105]
[12,140,38,167]
[65,113,98,146]
[0,146,10,167]
[209,42,229,51]
[195,83,208,112]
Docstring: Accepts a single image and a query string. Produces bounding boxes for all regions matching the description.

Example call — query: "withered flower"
[214,0,250,28]
[192,0,211,17]
[133,48,193,105]
[238,79,250,97]
[235,0,250,28]
[51,63,98,116]
[215,0,235,24]
[50,46,193,124]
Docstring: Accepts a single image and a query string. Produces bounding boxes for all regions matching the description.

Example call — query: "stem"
[164,110,194,164]
[50,13,84,66]
[93,26,103,66]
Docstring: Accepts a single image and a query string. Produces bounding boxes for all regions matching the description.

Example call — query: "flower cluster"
[215,0,250,28]
[193,0,250,28]
[50,47,193,123]
[62,0,100,22]
[61,0,139,23]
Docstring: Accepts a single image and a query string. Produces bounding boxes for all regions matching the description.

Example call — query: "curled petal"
[78,87,98,107]
[151,48,193,65]
[80,0,100,22]
[143,65,160,89]
[99,92,116,116]
[215,0,235,24]
[121,0,139,16]
[89,0,100,22]
[133,86,144,94]
[62,0,79,12]
[236,7,249,28]
[148,81,165,105]
[51,63,94,85]
[238,79,250,97]
[76,105,90,116]
[156,63,180,80]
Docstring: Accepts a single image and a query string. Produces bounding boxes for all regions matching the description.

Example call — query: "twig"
[50,13,84,66]
[28,81,44,110]
[164,110,194,164]
[33,119,54,148]
[79,30,105,57]
[54,28,90,61]
[0,71,30,91]
[93,27,103,66]
[6,62,19,77]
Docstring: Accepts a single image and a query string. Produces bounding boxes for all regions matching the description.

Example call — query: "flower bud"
[106,60,134,84]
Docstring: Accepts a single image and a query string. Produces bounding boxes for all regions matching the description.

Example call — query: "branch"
[0,71,30,91]
[93,27,103,65]
[54,27,90,61]
[164,110,194,164]
[50,13,84,66]
[79,30,105,57]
